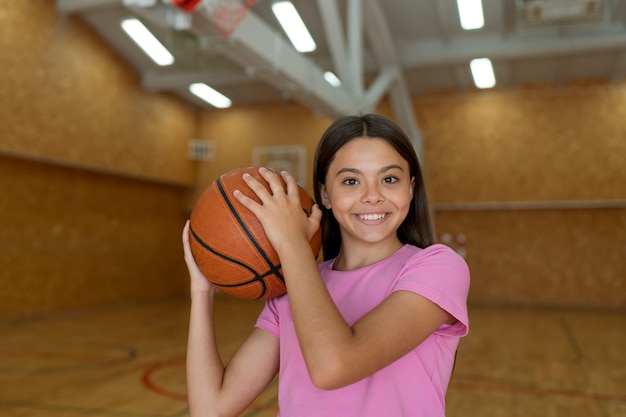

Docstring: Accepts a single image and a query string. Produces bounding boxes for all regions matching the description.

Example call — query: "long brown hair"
[313,114,434,260]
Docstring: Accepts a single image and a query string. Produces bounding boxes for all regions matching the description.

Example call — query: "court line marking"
[451,379,626,402]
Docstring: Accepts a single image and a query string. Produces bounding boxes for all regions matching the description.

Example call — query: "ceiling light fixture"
[189,83,232,108]
[120,18,174,66]
[271,1,316,53]
[324,71,342,87]
[470,58,496,89]
[457,0,485,30]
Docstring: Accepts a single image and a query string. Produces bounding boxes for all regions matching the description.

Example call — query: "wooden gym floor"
[1,296,624,417]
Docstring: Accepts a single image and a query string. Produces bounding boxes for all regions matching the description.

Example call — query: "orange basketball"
[188,167,322,300]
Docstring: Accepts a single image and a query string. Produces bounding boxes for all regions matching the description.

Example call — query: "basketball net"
[169,0,258,36]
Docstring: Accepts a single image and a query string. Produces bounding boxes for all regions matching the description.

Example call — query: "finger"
[241,171,273,200]
[182,220,200,268]
[309,203,323,224]
[259,167,286,196]
[182,220,190,247]
[234,188,263,215]
[281,170,299,196]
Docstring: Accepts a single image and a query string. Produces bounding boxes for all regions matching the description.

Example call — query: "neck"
[333,239,404,271]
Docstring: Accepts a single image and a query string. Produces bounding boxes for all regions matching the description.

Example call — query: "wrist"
[190,287,217,301]
[275,235,314,258]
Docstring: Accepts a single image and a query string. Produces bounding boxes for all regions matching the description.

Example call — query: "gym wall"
[188,105,333,211]
[196,88,626,309]
[417,87,626,309]
[1,2,624,319]
[0,3,195,318]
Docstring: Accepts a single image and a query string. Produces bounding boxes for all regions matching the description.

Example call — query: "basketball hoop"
[169,0,203,12]
[171,0,257,36]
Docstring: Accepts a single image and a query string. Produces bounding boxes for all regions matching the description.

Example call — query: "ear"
[319,184,331,209]
[410,177,415,196]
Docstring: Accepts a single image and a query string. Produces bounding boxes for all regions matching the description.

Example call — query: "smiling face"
[319,137,414,259]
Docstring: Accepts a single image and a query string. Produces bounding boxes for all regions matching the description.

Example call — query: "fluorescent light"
[189,83,232,108]
[470,58,496,89]
[457,0,485,30]
[271,1,316,53]
[324,71,341,87]
[120,18,174,66]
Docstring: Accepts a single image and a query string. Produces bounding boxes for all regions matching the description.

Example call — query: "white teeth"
[359,213,386,220]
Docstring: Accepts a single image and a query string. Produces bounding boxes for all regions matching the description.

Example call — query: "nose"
[361,181,384,204]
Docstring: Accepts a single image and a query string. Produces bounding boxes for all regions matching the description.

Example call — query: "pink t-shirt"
[255,244,470,417]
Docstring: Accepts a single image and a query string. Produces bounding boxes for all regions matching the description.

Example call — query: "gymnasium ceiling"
[57,0,626,143]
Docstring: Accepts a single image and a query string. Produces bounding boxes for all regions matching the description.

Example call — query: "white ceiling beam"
[430,0,451,44]
[346,0,364,97]
[57,0,121,13]
[142,70,253,91]
[494,0,511,38]
[192,8,359,116]
[362,0,423,160]
[316,0,349,81]
[317,0,366,98]
[362,67,399,112]
[400,32,626,68]
[114,2,362,116]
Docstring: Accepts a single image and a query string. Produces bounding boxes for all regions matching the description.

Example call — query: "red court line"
[141,358,281,414]
[141,358,187,402]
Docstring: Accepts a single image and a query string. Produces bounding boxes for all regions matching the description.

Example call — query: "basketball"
[188,166,323,300]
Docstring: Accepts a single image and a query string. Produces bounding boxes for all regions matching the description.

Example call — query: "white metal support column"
[362,0,423,161]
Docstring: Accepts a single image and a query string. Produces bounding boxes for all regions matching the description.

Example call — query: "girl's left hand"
[182,220,219,296]
[234,167,322,255]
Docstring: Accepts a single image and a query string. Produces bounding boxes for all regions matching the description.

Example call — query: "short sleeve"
[255,296,281,338]
[393,245,470,337]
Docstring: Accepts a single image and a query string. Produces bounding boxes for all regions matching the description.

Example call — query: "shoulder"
[402,244,468,272]
[396,244,470,294]
[395,244,470,335]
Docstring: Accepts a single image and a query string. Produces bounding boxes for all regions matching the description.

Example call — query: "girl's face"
[319,137,414,252]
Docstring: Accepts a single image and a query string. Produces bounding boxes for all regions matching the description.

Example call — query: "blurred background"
[0,1,624,416]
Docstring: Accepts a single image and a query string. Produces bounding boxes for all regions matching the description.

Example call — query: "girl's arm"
[235,169,452,390]
[183,221,279,417]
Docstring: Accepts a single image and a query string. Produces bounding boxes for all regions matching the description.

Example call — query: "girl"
[183,113,470,417]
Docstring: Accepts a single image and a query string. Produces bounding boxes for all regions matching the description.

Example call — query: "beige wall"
[189,105,333,211]
[418,86,626,308]
[1,3,624,319]
[0,3,195,318]
[0,3,196,185]
[0,156,189,318]
[419,86,625,202]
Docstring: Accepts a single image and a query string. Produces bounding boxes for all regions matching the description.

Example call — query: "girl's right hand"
[182,220,219,296]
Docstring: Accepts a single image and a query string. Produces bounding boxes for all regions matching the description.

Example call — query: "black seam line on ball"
[216,177,284,281]
[189,224,262,278]
[189,224,270,300]
[190,225,286,300]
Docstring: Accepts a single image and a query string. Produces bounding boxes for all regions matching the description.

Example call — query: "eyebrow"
[335,164,405,176]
